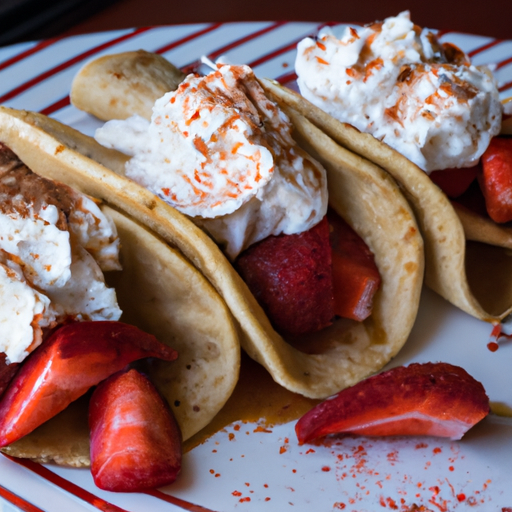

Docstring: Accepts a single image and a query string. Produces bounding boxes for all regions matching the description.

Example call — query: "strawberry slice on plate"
[89,368,182,492]
[0,321,177,447]
[295,362,490,444]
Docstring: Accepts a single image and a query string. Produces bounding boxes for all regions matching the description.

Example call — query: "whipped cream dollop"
[0,146,122,364]
[96,64,327,259]
[295,11,502,173]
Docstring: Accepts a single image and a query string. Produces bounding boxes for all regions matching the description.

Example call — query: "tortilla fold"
[66,53,424,398]
[260,79,512,323]
[0,110,240,466]
[71,50,186,121]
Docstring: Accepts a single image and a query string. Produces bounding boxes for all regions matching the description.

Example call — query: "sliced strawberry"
[89,368,182,492]
[235,216,334,336]
[0,321,177,447]
[328,208,381,322]
[479,136,512,223]
[452,179,489,218]
[0,354,18,399]
[295,362,489,444]
[429,165,479,199]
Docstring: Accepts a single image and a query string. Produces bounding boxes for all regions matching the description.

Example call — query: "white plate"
[1,21,512,512]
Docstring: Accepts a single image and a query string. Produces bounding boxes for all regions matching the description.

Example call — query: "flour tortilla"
[70,53,423,398]
[260,79,512,323]
[2,70,425,402]
[71,50,186,121]
[0,110,240,466]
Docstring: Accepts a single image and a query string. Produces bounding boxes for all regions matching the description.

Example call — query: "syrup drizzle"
[4,454,218,512]
[488,323,512,352]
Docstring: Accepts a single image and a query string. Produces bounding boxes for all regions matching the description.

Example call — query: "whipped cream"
[295,11,502,173]
[0,262,54,365]
[0,153,122,364]
[96,64,328,259]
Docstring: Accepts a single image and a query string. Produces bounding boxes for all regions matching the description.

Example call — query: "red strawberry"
[235,216,334,336]
[295,362,490,444]
[429,165,479,199]
[0,321,177,447]
[479,136,512,223]
[0,354,18,399]
[328,209,381,322]
[89,368,182,492]
[452,179,489,218]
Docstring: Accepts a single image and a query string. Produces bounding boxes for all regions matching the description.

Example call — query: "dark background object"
[0,0,119,46]
[1,0,511,47]
[59,0,512,40]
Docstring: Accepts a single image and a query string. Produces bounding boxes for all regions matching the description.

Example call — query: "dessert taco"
[276,12,512,323]
[67,53,424,399]
[0,111,240,466]
[70,50,186,122]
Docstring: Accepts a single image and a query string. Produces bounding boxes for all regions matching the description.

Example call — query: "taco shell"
[260,79,512,323]
[0,111,240,466]
[0,68,424,399]
[67,53,425,398]
[71,50,185,121]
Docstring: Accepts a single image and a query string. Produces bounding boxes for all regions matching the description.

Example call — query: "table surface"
[59,0,511,40]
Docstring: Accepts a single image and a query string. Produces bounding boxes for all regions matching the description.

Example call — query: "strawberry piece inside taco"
[68,56,423,398]
[95,63,383,338]
[263,11,512,323]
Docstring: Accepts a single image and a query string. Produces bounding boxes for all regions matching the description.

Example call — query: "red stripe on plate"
[40,96,71,116]
[496,54,512,70]
[4,455,221,512]
[222,22,331,70]
[4,455,128,512]
[0,37,64,72]
[40,23,225,116]
[0,483,45,512]
[245,22,330,69]
[467,38,502,57]
[207,21,288,60]
[155,23,222,54]
[248,39,297,68]
[0,27,154,104]
[499,79,512,93]
[275,70,298,85]
[144,489,219,512]
[179,22,289,75]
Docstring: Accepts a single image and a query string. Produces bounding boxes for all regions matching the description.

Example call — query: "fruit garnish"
[295,362,490,444]
[451,179,489,218]
[429,165,479,199]
[89,368,182,492]
[235,216,334,336]
[479,136,512,223]
[328,208,380,321]
[0,354,18,399]
[0,321,177,447]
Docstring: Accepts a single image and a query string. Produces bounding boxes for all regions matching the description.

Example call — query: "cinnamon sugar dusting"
[0,143,121,365]
[295,11,502,172]
[96,64,327,259]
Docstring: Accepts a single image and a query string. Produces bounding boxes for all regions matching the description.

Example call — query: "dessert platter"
[0,14,512,512]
